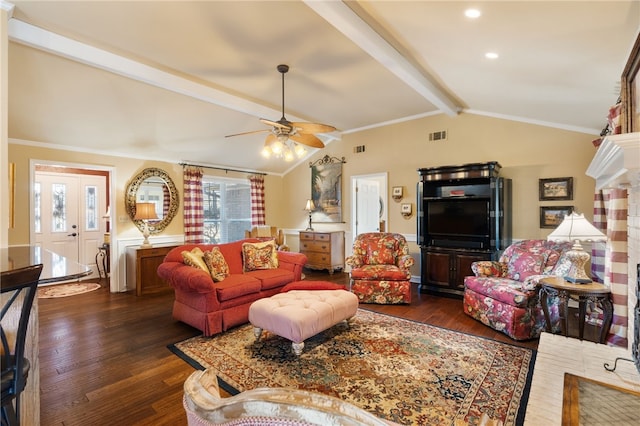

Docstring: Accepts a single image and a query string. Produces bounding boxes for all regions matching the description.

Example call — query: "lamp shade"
[304,199,315,212]
[546,212,606,243]
[134,202,158,221]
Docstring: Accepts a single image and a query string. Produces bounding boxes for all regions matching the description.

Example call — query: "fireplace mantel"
[586,132,640,189]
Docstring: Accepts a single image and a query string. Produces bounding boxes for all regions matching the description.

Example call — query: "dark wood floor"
[38,270,538,425]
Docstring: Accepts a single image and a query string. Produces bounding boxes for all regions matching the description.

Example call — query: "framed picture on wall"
[540,206,574,229]
[539,177,573,201]
[621,33,640,133]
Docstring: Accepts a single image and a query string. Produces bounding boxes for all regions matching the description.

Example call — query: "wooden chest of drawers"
[299,231,344,274]
[126,245,179,296]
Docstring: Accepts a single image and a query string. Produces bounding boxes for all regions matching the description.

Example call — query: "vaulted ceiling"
[5,1,639,175]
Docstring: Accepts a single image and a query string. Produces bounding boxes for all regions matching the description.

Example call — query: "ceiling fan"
[225,64,336,161]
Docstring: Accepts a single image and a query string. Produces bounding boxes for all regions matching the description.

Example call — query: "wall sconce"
[134,202,158,248]
[304,199,315,231]
[401,203,412,218]
[392,186,403,201]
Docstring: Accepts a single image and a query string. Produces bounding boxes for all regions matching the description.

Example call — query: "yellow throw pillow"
[242,240,279,272]
[182,247,208,273]
[203,247,230,282]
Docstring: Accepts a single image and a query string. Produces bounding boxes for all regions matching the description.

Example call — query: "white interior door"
[351,173,388,241]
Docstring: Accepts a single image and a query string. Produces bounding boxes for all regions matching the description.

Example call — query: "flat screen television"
[426,198,490,238]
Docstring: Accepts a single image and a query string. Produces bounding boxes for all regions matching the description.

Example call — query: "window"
[202,177,251,244]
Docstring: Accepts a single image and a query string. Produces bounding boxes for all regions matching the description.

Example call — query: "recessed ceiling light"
[485,52,499,59]
[465,9,481,18]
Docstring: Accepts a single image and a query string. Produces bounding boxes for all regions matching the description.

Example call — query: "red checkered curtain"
[249,174,266,226]
[183,166,204,243]
[592,188,628,347]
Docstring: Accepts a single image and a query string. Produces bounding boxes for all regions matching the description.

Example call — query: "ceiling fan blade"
[225,129,269,138]
[259,118,291,130]
[291,122,336,134]
[289,133,325,148]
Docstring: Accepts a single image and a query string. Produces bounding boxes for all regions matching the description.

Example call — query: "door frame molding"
[30,159,116,291]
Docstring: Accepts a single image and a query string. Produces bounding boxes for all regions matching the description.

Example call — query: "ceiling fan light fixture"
[271,139,284,154]
[261,146,272,158]
[283,147,294,162]
[294,143,307,158]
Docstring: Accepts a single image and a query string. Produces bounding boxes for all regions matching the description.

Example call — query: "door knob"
[68,232,77,237]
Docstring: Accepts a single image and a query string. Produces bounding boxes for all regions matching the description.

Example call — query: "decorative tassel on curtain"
[249,174,266,226]
[183,166,204,244]
[592,188,629,347]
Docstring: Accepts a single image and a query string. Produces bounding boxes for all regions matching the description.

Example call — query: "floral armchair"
[463,239,573,340]
[345,233,414,304]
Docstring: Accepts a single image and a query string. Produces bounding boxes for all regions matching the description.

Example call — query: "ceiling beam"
[7,18,289,122]
[304,0,460,117]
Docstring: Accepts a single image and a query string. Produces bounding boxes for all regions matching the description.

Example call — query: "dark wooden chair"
[1,264,43,426]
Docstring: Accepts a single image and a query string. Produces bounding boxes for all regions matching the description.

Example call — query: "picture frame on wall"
[621,33,640,133]
[309,155,346,223]
[540,206,574,229]
[539,177,573,201]
[392,186,403,200]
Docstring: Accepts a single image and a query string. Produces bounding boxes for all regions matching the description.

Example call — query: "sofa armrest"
[157,261,216,293]
[396,254,415,271]
[276,251,307,281]
[470,261,507,277]
[345,255,363,268]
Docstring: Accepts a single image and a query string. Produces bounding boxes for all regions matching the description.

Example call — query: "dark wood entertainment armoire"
[417,162,512,297]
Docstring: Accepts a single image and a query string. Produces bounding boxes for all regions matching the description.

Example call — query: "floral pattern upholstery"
[463,239,572,340]
[346,233,414,304]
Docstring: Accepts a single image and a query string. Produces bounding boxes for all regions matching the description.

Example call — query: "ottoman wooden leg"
[292,342,304,356]
[253,327,263,341]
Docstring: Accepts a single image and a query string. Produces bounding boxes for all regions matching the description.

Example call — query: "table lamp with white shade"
[546,212,607,283]
[134,202,158,248]
[304,199,315,231]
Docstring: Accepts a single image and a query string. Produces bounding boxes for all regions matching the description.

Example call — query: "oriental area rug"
[169,309,535,426]
[37,282,101,298]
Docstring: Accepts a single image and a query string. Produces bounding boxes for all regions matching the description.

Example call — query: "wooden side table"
[539,276,613,344]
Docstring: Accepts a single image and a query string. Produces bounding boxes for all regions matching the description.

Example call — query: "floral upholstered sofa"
[346,232,414,304]
[463,239,573,340]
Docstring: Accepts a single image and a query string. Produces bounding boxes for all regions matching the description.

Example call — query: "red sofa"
[157,239,307,336]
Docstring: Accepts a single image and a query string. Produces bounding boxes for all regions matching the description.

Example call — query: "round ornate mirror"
[125,168,179,234]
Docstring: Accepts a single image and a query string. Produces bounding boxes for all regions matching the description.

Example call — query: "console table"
[126,245,178,296]
[539,276,613,344]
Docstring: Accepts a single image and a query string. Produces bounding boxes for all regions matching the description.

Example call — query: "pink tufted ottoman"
[248,284,359,356]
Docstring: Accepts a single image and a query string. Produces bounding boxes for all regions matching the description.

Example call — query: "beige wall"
[8,112,596,278]
[282,113,596,268]
[7,143,286,245]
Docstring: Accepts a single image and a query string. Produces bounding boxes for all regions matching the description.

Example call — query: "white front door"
[34,171,106,277]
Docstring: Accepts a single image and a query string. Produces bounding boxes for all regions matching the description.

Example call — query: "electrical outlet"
[353,145,366,153]
[119,215,129,223]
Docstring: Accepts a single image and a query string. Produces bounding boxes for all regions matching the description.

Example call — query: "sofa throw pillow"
[182,247,209,273]
[242,240,279,272]
[507,248,548,282]
[203,247,230,282]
